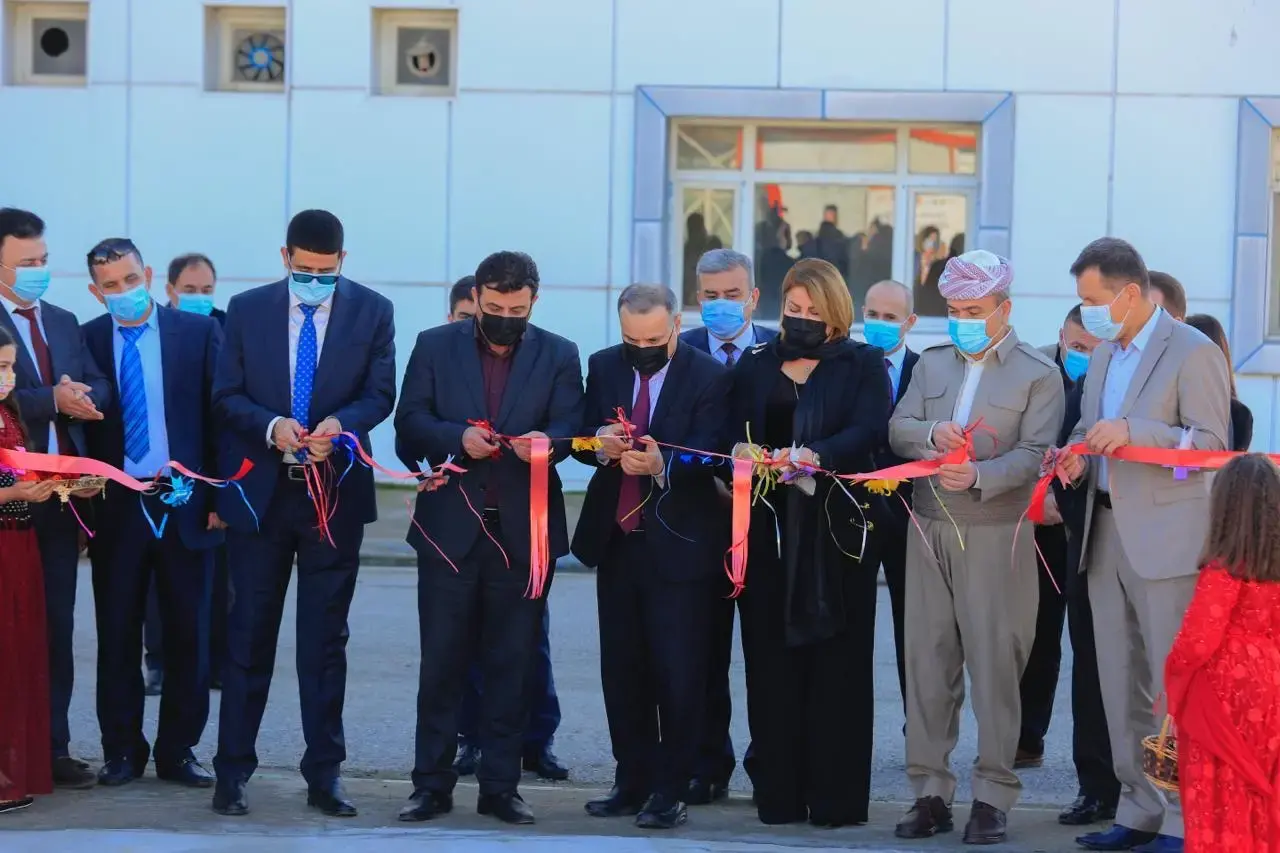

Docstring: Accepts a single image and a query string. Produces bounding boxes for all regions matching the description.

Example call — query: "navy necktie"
[292,305,319,428]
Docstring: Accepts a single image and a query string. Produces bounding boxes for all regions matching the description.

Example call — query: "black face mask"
[623,336,672,376]
[781,315,828,351]
[477,309,528,348]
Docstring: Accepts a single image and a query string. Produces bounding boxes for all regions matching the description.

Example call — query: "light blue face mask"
[104,284,153,324]
[1079,292,1129,342]
[948,316,992,355]
[1063,348,1090,382]
[862,318,903,353]
[289,270,338,306]
[177,293,215,316]
[700,298,748,340]
[7,264,50,303]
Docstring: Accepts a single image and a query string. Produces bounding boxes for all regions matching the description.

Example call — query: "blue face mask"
[289,270,338,306]
[8,265,50,303]
[700,298,748,340]
[1079,291,1129,342]
[177,293,215,316]
[1063,348,1090,382]
[948,316,992,355]
[862,319,903,353]
[104,284,153,324]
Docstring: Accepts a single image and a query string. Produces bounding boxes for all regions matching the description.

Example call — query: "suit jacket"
[82,306,224,550]
[1069,310,1230,580]
[0,299,113,455]
[679,322,777,355]
[395,320,585,567]
[211,278,397,531]
[570,342,730,578]
[889,330,1065,524]
[166,302,227,328]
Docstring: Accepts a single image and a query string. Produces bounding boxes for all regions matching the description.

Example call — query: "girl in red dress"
[0,326,58,813]
[1167,452,1280,851]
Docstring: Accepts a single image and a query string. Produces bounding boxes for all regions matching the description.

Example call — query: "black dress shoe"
[585,787,647,818]
[156,758,215,789]
[1013,747,1045,769]
[98,756,143,787]
[453,742,480,777]
[307,779,358,817]
[1076,824,1159,850]
[52,756,96,790]
[684,777,728,805]
[398,790,453,822]
[636,794,688,829]
[522,745,569,781]
[0,796,34,814]
[212,779,248,816]
[963,800,1007,845]
[478,791,535,825]
[895,796,954,839]
[144,667,164,697]
[1059,795,1118,826]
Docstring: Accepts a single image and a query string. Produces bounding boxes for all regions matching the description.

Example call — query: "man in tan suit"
[889,250,1065,845]
[1058,239,1230,853]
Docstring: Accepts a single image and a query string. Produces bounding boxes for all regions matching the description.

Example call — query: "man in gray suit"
[889,250,1065,846]
[1058,238,1230,853]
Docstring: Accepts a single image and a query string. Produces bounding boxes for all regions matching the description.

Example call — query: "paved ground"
[8,487,1089,850]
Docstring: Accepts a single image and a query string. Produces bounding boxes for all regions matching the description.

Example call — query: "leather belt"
[481,508,500,523]
[282,465,309,482]
[1094,490,1112,510]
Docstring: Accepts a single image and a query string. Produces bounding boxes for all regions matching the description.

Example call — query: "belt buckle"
[286,465,307,482]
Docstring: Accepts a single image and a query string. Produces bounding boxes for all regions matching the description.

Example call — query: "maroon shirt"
[478,339,515,508]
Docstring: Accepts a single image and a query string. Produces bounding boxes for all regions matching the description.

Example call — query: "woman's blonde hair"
[779,258,853,340]
[1200,453,1280,582]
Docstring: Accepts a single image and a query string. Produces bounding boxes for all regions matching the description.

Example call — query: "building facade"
[3,0,1280,478]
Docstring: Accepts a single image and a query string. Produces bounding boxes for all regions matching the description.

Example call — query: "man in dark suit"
[80,238,222,789]
[394,250,583,826]
[678,248,775,803]
[861,279,919,707]
[0,207,110,790]
[575,284,730,829]
[210,210,396,818]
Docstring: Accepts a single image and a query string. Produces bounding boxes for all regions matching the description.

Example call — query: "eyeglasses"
[87,237,140,266]
[289,264,341,286]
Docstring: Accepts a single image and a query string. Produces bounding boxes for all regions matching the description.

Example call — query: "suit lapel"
[158,308,182,433]
[647,346,686,435]
[265,282,292,416]
[456,321,487,416]
[85,318,114,410]
[1086,343,1113,425]
[1119,314,1170,417]
[0,305,39,388]
[896,348,918,404]
[496,326,540,428]
[314,279,355,403]
[690,326,710,354]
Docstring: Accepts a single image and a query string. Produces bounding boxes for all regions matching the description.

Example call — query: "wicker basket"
[1142,715,1179,799]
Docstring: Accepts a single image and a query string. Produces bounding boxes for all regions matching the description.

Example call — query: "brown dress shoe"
[1013,747,1044,769]
[963,800,1007,845]
[894,796,954,839]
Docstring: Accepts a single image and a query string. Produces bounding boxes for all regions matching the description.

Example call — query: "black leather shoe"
[684,777,728,805]
[307,779,357,817]
[156,758,215,789]
[1076,824,1159,850]
[52,756,97,790]
[144,667,164,697]
[635,794,688,830]
[398,790,453,822]
[453,742,480,777]
[522,745,569,781]
[212,779,248,816]
[0,796,34,814]
[585,787,647,818]
[895,796,954,839]
[1014,747,1045,769]
[963,800,1007,845]
[478,791,535,825]
[97,756,143,787]
[1059,795,1118,826]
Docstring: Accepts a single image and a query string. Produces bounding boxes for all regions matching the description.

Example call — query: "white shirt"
[1098,307,1163,492]
[111,308,171,478]
[708,323,756,366]
[3,297,59,453]
[266,291,334,462]
[885,344,907,401]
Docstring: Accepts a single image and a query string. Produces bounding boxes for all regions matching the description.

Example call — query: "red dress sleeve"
[1166,563,1242,719]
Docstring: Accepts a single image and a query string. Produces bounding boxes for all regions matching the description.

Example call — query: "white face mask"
[1079,289,1131,342]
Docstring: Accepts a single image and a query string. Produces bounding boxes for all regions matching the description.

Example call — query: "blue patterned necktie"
[119,325,150,463]
[292,304,318,428]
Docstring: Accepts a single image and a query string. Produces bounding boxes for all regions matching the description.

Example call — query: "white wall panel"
[614,0,779,90]
[456,0,613,92]
[128,0,204,85]
[780,0,945,91]
[291,0,371,89]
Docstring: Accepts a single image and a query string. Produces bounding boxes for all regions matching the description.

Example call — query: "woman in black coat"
[1185,314,1252,451]
[725,258,891,827]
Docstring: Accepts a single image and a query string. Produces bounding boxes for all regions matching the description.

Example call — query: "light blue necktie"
[292,305,318,428]
[119,325,150,463]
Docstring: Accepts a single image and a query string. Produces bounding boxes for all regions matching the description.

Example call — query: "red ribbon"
[466,420,508,459]
[725,458,754,598]
[0,448,253,492]
[526,437,552,600]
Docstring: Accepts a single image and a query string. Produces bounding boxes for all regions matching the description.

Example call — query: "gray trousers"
[1087,507,1195,838]
[905,516,1038,813]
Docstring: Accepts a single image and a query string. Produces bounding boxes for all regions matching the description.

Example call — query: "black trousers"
[458,603,560,750]
[91,493,211,765]
[32,501,81,758]
[598,531,712,800]
[878,498,909,707]
[1018,523,1068,754]
[214,477,362,787]
[411,518,548,797]
[701,593,755,786]
[1066,542,1120,805]
[144,545,227,683]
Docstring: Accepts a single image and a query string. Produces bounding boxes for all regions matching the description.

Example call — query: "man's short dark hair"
[1065,303,1083,326]
[1069,237,1150,294]
[86,237,144,277]
[0,208,45,254]
[449,275,476,313]
[475,251,539,296]
[167,252,216,285]
[1148,271,1188,319]
[286,209,344,256]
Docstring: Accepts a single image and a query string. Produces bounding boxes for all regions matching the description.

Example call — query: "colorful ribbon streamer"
[726,457,753,598]
[526,437,552,600]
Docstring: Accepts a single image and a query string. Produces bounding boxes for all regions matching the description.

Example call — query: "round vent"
[235,31,284,82]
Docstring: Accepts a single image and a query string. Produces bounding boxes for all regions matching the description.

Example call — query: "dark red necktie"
[615,374,652,532]
[15,307,71,453]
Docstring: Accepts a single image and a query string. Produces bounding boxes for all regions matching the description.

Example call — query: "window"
[5,1,88,87]
[204,6,287,93]
[671,121,980,320]
[372,8,457,97]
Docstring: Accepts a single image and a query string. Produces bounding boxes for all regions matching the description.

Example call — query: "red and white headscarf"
[938,249,1013,300]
